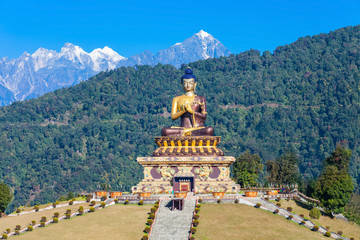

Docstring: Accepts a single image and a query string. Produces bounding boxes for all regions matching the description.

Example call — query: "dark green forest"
[1,25,360,211]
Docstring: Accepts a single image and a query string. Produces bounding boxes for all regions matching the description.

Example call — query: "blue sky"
[0,0,359,59]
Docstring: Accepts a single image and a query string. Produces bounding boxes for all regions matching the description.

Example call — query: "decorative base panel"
[132,156,239,194]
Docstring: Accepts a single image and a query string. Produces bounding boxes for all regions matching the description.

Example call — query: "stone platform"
[132,155,239,194]
[132,136,239,194]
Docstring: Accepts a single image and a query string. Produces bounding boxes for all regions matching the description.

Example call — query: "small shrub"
[40,222,45,227]
[15,225,21,230]
[142,235,149,240]
[154,204,159,209]
[151,207,156,213]
[301,220,306,225]
[198,199,203,203]
[255,203,261,208]
[265,197,269,201]
[53,217,59,223]
[2,233,8,239]
[191,227,197,234]
[138,200,144,205]
[217,199,221,204]
[147,219,153,226]
[155,200,159,205]
[89,207,95,212]
[54,212,59,218]
[194,208,200,213]
[69,200,74,205]
[41,216,47,222]
[324,231,331,237]
[90,200,96,206]
[276,197,281,202]
[31,220,36,226]
[6,228,10,234]
[16,208,21,213]
[234,199,239,203]
[300,214,304,218]
[194,214,200,220]
[15,230,20,235]
[149,213,155,220]
[101,202,106,208]
[287,207,292,212]
[312,225,319,231]
[27,225,33,231]
[34,205,39,211]
[52,202,57,208]
[273,209,279,214]
[193,219,199,227]
[309,208,321,220]
[101,196,107,201]
[66,209,71,214]
[276,203,281,207]
[114,198,119,204]
[124,200,129,205]
[144,226,150,233]
[78,206,84,211]
[86,194,92,202]
[286,197,291,201]
[196,204,201,208]
[66,213,71,219]
[288,215,293,220]
[337,231,343,236]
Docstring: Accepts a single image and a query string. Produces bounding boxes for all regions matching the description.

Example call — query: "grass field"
[196,204,328,240]
[0,202,92,233]
[12,204,149,240]
[275,199,360,239]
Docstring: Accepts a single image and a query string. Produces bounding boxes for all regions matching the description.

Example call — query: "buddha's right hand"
[184,103,194,114]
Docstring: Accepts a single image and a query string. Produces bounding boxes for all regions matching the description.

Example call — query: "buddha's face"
[182,78,196,92]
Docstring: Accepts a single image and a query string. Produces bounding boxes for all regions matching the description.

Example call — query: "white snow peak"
[196,30,213,39]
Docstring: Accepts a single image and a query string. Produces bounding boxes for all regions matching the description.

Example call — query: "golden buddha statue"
[161,68,214,136]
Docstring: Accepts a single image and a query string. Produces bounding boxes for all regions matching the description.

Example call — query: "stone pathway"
[150,196,196,240]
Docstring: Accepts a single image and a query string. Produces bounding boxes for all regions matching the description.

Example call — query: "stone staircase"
[150,197,196,240]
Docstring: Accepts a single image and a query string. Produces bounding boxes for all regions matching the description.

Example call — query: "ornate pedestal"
[132,136,239,194]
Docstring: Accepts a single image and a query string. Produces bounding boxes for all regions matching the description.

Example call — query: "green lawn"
[196,204,328,240]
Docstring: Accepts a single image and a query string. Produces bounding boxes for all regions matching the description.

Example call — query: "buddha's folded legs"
[161,127,183,136]
[191,127,214,136]
[161,127,214,136]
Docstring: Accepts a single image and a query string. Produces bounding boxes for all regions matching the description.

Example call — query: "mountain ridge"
[0,30,230,106]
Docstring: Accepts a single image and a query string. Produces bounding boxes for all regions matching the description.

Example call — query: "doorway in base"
[173,176,195,192]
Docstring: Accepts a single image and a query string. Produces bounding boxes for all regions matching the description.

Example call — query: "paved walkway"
[150,196,196,240]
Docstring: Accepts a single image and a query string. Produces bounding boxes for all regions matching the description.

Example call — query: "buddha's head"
[181,67,197,92]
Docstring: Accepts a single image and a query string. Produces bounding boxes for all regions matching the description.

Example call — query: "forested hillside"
[1,25,360,211]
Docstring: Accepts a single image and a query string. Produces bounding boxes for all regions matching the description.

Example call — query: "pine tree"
[0,182,12,214]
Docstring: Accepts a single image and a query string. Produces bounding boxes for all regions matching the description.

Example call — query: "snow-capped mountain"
[121,30,231,68]
[0,30,230,106]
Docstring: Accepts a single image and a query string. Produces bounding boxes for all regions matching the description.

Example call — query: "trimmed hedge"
[309,208,321,220]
